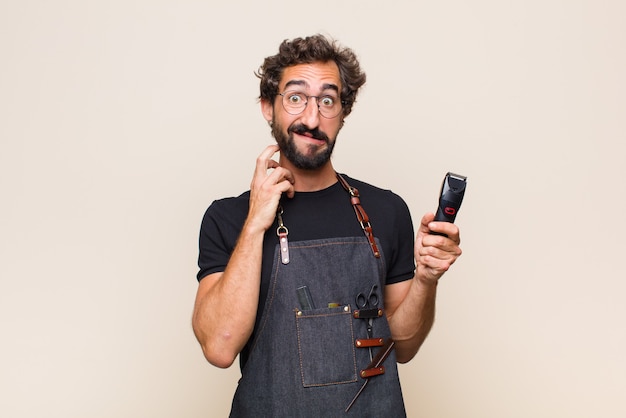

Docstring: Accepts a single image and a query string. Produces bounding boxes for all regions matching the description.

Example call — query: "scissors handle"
[355,292,368,308]
[355,284,379,309]
[368,284,379,306]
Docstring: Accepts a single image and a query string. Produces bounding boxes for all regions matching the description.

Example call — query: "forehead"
[280,61,341,92]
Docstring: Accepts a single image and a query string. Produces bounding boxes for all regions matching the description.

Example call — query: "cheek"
[323,120,343,138]
[274,111,297,128]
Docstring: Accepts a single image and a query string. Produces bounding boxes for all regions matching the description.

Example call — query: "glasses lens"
[318,95,341,118]
[282,92,306,115]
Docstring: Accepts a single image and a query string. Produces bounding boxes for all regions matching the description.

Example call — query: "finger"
[276,176,296,198]
[428,222,460,245]
[419,254,454,273]
[419,243,461,260]
[266,166,295,198]
[416,213,435,247]
[419,213,435,233]
[419,243,460,265]
[259,144,280,158]
[255,145,280,172]
[266,159,280,170]
[252,145,281,187]
[269,165,294,184]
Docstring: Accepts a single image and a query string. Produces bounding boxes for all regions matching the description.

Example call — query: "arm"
[192,145,294,368]
[385,213,462,363]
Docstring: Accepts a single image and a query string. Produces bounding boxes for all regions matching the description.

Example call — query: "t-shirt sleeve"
[196,199,245,281]
[384,193,416,285]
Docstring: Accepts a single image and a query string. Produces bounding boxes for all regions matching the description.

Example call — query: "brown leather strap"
[360,366,385,378]
[336,173,381,258]
[355,338,385,348]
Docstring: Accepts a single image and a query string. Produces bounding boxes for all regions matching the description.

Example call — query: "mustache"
[288,124,330,142]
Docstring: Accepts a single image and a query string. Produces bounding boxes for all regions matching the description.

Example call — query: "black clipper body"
[432,172,467,236]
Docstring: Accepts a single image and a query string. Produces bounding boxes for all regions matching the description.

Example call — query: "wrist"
[243,210,275,233]
[240,218,271,242]
[414,273,439,288]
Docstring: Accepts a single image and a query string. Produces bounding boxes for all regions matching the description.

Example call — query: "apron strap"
[336,173,381,258]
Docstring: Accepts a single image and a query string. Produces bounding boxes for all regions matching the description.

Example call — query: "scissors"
[355,284,380,360]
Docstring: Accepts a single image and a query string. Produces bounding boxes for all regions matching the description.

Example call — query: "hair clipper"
[431,172,467,236]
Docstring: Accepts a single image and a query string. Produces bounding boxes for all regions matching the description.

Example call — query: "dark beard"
[271,122,335,170]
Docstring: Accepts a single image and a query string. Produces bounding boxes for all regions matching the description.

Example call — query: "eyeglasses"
[278,90,344,119]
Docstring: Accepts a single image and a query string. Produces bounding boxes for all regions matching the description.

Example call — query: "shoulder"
[339,174,409,213]
[338,174,413,236]
[201,191,250,230]
[204,190,250,214]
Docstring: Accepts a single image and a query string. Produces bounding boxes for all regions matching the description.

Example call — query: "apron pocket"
[295,306,357,387]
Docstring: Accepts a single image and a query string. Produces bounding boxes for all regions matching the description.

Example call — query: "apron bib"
[229,236,407,417]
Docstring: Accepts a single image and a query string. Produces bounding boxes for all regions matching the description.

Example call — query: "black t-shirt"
[197,175,416,369]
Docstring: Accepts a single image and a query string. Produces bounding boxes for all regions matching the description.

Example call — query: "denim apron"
[230,179,406,417]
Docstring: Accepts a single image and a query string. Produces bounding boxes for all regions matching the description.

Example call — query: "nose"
[298,97,321,128]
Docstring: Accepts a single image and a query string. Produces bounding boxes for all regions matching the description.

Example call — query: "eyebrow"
[283,80,339,93]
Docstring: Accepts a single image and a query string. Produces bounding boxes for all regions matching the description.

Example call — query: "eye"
[319,96,335,107]
[287,93,305,105]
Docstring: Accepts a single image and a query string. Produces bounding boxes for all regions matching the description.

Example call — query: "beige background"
[1,0,625,417]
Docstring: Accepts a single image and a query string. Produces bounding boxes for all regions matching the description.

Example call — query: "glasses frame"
[278,91,345,119]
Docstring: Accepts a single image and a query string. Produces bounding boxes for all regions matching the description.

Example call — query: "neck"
[279,159,338,192]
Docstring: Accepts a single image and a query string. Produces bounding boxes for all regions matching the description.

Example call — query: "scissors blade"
[345,379,369,413]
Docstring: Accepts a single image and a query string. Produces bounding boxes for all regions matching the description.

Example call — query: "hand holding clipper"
[431,172,467,237]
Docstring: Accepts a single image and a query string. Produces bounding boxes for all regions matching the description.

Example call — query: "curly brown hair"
[256,34,366,117]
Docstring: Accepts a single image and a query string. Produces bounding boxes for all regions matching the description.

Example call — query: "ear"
[261,98,274,123]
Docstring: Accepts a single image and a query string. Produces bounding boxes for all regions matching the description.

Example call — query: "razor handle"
[432,172,467,236]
